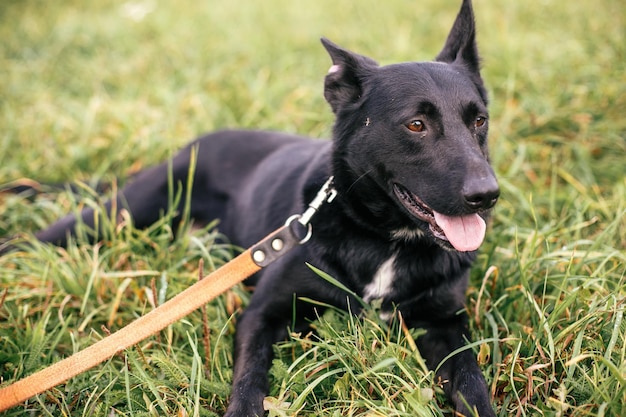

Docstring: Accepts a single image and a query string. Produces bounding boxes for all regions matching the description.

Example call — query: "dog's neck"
[329,161,415,240]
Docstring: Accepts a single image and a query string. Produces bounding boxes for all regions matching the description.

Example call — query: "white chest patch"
[363,255,397,302]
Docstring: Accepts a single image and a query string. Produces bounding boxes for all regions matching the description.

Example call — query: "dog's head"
[323,0,499,252]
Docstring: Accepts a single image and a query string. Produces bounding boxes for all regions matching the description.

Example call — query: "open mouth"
[392,184,486,252]
[392,184,447,241]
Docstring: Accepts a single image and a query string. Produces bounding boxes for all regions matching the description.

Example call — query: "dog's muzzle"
[392,184,487,252]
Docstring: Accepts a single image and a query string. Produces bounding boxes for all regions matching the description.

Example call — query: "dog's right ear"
[321,38,378,114]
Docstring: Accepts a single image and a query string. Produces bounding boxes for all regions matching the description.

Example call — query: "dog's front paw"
[224,390,265,417]
[455,402,496,417]
[451,372,496,417]
[224,404,264,417]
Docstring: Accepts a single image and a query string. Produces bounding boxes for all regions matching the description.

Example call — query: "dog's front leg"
[412,311,495,417]
[223,257,310,417]
[223,254,337,417]
[224,302,288,417]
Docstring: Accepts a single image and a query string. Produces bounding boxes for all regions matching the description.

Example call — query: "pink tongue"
[432,212,486,252]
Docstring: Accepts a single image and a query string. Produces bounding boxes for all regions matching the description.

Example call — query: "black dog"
[2,0,499,415]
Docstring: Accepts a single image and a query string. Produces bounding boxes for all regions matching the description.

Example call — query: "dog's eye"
[475,116,487,128]
[407,120,426,133]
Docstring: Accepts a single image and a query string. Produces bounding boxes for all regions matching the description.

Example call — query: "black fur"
[1,1,499,415]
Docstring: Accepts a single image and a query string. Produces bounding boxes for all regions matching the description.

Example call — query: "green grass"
[1,0,624,415]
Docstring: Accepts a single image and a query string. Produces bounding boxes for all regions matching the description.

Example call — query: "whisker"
[346,169,374,195]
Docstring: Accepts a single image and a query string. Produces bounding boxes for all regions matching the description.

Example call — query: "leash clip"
[298,176,337,227]
[251,176,336,267]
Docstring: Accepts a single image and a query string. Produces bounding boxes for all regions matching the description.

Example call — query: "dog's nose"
[462,177,500,211]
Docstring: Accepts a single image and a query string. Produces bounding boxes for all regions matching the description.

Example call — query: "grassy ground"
[0,0,624,415]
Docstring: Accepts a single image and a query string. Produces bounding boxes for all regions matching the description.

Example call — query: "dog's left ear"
[321,38,378,114]
[435,0,481,76]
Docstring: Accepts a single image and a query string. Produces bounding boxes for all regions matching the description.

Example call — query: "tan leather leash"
[0,177,336,412]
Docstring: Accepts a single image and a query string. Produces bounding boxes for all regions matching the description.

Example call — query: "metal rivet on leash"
[271,238,284,251]
[252,250,266,263]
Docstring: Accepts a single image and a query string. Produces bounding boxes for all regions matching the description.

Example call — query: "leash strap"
[0,177,336,411]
